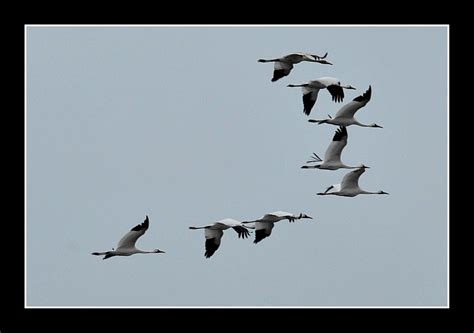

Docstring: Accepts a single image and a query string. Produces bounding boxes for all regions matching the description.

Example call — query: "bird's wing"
[323,126,348,163]
[334,86,371,119]
[311,52,327,60]
[302,87,320,116]
[254,222,274,244]
[326,84,344,103]
[232,225,251,239]
[340,168,365,191]
[204,229,224,258]
[272,61,293,82]
[116,216,150,250]
[268,211,293,218]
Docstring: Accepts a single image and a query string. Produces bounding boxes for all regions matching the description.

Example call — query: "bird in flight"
[301,126,369,170]
[317,168,389,197]
[242,211,312,244]
[189,218,252,258]
[287,77,356,116]
[92,215,165,260]
[258,52,332,82]
[308,86,382,128]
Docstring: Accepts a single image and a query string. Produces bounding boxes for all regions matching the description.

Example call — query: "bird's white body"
[189,218,252,258]
[92,216,165,260]
[309,86,382,128]
[287,77,356,116]
[258,52,331,82]
[242,211,312,243]
[302,126,367,170]
[317,168,389,197]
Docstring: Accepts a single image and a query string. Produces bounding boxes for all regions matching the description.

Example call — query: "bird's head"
[299,213,313,220]
[370,123,383,128]
[346,85,356,90]
[316,59,332,65]
[154,249,166,253]
[359,164,370,169]
[378,191,389,195]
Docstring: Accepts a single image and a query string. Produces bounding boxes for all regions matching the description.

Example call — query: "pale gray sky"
[26,25,448,307]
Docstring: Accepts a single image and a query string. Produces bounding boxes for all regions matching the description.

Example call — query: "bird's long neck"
[344,164,364,169]
[359,190,379,195]
[135,249,156,254]
[353,121,371,128]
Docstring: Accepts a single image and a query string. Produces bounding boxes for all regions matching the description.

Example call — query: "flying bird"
[258,52,332,82]
[92,215,165,260]
[308,86,382,128]
[287,77,356,116]
[317,168,389,197]
[242,211,312,244]
[189,218,252,258]
[301,126,368,170]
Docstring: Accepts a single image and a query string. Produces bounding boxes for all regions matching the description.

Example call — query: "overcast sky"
[26,25,448,307]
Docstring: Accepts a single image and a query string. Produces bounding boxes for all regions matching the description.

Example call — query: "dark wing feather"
[205,238,220,258]
[232,226,250,239]
[353,85,372,103]
[326,85,344,103]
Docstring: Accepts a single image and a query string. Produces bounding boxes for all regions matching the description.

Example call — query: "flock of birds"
[92,52,388,260]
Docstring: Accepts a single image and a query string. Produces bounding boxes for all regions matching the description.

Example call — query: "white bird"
[301,126,368,170]
[308,86,382,128]
[258,52,332,82]
[242,211,312,244]
[92,215,165,260]
[189,218,252,258]
[317,168,389,197]
[287,77,356,116]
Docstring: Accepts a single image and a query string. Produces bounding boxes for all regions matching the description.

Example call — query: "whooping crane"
[317,168,389,197]
[301,126,369,170]
[242,211,312,244]
[308,86,382,128]
[92,215,165,260]
[258,52,332,82]
[189,218,252,258]
[287,77,356,116]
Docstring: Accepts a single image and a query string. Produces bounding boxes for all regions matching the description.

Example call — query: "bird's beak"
[375,124,383,128]
[349,86,356,90]
[326,61,333,65]
[307,216,313,219]
[157,250,166,253]
[363,165,370,169]
[382,191,389,195]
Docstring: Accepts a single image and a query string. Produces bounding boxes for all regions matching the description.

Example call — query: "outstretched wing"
[302,87,320,116]
[334,86,371,119]
[204,229,224,258]
[341,168,365,191]
[232,226,250,239]
[326,84,344,103]
[324,126,348,163]
[254,222,274,244]
[116,216,150,250]
[272,61,293,82]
